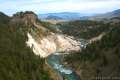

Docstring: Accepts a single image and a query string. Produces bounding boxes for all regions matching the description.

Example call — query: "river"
[46,39,88,80]
[46,53,80,80]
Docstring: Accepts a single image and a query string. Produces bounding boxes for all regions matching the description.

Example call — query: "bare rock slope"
[12,11,81,57]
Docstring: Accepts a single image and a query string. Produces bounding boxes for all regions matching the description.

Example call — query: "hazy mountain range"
[85,9,120,21]
[38,12,89,20]
[39,9,120,21]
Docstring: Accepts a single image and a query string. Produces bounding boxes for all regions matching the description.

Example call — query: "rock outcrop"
[26,32,81,57]
[11,11,38,26]
[11,11,81,58]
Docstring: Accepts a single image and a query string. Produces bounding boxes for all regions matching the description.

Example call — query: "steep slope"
[0,12,52,80]
[23,13,81,58]
[64,23,120,80]
[0,11,82,80]
[0,12,10,24]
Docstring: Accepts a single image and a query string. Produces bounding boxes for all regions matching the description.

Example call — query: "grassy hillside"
[0,12,52,80]
[64,23,120,80]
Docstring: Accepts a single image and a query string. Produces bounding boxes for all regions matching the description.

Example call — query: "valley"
[0,9,120,80]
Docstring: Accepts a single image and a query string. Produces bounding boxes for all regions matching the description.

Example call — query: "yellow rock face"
[26,33,81,58]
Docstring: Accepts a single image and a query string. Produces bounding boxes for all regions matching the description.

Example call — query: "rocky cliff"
[11,11,81,58]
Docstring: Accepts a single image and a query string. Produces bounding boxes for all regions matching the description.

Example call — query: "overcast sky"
[0,0,120,15]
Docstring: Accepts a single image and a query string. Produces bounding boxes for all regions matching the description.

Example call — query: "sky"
[0,0,120,16]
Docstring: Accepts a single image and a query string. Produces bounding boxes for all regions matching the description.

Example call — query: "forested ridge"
[0,12,52,80]
[58,20,112,39]
[64,23,120,80]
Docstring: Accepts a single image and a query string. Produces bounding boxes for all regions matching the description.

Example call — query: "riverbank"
[46,53,80,80]
[45,60,63,80]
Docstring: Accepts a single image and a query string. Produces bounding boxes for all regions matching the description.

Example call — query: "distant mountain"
[110,9,120,15]
[39,12,86,20]
[45,15,63,20]
[39,9,120,21]
[82,9,120,21]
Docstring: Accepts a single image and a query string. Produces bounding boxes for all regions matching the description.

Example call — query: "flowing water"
[46,39,88,80]
[46,53,80,80]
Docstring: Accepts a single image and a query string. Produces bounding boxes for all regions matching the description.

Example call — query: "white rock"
[26,32,81,58]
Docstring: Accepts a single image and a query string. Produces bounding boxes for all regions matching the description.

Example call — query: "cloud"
[0,0,120,15]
